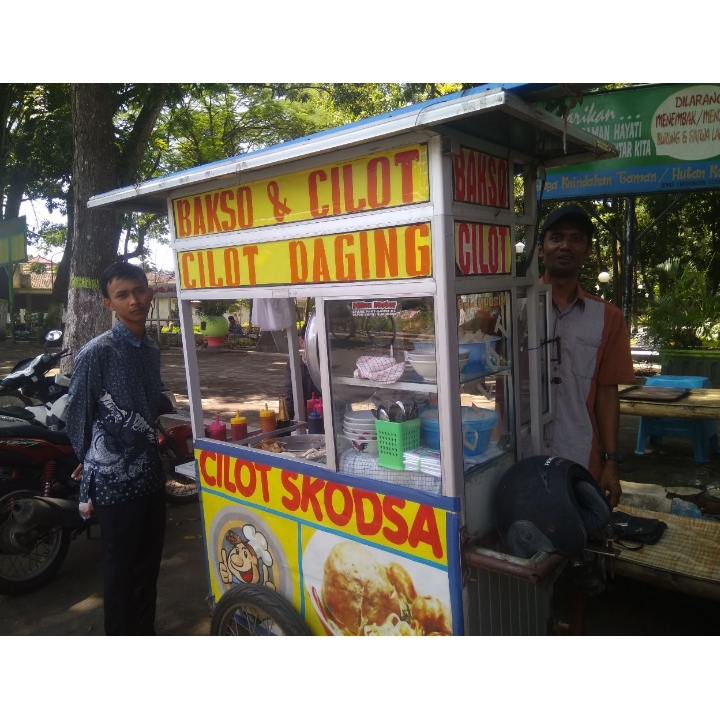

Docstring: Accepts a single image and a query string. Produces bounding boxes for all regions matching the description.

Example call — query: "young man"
[538,204,635,509]
[66,262,166,635]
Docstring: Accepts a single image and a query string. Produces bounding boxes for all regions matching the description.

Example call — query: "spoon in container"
[389,402,407,423]
[372,405,390,422]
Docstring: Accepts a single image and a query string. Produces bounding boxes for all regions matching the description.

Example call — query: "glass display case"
[314,288,519,500]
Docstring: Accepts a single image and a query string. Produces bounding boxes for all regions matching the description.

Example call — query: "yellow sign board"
[172,144,430,240]
[178,223,432,289]
[197,449,459,636]
[197,449,447,565]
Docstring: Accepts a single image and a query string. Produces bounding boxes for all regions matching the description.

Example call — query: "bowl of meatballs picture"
[303,531,453,636]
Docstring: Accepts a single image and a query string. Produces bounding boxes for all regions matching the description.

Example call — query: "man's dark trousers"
[95,489,166,635]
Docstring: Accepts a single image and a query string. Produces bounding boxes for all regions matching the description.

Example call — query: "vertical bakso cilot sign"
[452,147,510,208]
[451,147,512,275]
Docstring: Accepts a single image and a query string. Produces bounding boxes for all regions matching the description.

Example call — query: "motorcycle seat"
[0,406,38,422]
[0,424,74,445]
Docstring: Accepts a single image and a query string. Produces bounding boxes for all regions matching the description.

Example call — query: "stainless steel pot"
[304,309,322,391]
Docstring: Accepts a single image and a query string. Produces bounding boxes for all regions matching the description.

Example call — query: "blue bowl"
[420,407,498,456]
[458,338,500,368]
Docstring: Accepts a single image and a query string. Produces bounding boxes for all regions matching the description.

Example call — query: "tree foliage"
[1,84,72,222]
[645,258,720,348]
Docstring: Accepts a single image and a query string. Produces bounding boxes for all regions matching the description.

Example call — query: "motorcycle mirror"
[44,330,63,346]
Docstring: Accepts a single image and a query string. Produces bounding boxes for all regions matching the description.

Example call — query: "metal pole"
[623,197,635,330]
[4,265,17,343]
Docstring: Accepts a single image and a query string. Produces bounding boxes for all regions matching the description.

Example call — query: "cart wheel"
[211,584,311,636]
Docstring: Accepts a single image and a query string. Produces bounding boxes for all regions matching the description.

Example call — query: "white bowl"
[408,350,470,379]
[407,350,469,360]
[407,349,435,359]
[408,356,437,382]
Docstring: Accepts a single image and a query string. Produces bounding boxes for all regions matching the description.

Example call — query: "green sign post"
[0,216,29,343]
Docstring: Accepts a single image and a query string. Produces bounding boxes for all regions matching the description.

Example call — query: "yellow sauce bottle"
[259,403,277,434]
[231,410,247,441]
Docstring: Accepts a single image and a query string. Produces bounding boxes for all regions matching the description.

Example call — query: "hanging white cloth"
[251,298,296,331]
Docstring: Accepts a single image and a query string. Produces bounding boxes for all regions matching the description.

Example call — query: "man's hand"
[71,463,83,481]
[598,461,621,508]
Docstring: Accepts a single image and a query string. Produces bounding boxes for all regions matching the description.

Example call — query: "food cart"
[89,84,616,635]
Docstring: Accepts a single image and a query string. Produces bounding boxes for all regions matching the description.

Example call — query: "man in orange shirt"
[538,204,635,509]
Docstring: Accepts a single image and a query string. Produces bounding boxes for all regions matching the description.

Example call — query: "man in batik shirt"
[66,261,165,635]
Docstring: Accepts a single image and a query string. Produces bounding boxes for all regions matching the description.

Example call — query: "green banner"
[0,216,28,266]
[541,84,720,199]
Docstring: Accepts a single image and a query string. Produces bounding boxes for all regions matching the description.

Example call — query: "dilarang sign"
[540,84,720,199]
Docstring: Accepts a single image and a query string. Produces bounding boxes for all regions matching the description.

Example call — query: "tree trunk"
[62,84,120,372]
[52,185,73,304]
[0,296,7,341]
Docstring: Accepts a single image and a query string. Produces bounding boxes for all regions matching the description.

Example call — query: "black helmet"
[494,456,611,559]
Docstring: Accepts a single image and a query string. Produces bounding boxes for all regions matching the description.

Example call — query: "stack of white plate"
[342,410,379,455]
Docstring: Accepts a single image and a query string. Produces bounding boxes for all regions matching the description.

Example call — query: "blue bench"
[635,375,719,463]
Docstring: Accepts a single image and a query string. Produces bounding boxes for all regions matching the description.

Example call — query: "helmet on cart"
[493,456,611,559]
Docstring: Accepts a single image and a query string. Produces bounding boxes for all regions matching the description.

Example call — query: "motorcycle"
[0,329,72,430]
[0,332,196,595]
[1,330,197,505]
[0,438,93,595]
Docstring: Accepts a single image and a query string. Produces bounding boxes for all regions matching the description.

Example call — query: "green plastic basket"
[375,418,421,470]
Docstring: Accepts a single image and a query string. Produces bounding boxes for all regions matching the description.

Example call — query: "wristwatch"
[601,452,623,463]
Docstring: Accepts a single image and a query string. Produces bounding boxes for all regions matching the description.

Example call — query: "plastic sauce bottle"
[231,411,248,441]
[308,408,324,435]
[306,392,317,420]
[277,395,292,437]
[208,414,227,441]
[260,404,277,434]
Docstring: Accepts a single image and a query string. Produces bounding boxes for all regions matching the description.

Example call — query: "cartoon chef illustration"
[219,524,276,590]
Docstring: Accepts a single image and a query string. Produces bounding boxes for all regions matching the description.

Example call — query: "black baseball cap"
[540,204,594,240]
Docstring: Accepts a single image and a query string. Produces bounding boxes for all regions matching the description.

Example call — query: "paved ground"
[2,338,719,635]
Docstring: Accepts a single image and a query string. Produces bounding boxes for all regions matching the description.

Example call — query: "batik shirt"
[66,320,164,506]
